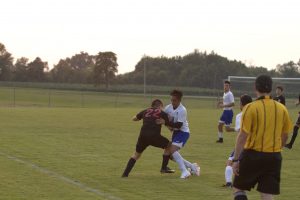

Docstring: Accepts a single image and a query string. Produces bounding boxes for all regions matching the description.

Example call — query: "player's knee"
[233,190,248,200]
[225,126,231,132]
[132,152,141,160]
[226,160,233,166]
[260,192,273,200]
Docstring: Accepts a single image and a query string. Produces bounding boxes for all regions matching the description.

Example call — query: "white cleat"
[190,163,200,176]
[180,170,191,179]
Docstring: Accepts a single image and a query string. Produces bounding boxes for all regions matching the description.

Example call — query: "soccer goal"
[228,76,300,100]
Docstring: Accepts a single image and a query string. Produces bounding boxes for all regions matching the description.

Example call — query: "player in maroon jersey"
[122,99,176,177]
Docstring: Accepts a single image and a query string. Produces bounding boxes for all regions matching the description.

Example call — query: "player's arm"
[281,133,288,147]
[232,130,248,176]
[281,109,293,147]
[296,94,300,106]
[156,113,183,128]
[226,127,236,132]
[222,102,235,108]
[133,110,145,121]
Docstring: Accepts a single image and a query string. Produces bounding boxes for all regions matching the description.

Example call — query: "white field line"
[0,151,122,200]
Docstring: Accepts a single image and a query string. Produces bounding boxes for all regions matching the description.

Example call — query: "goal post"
[227,76,300,106]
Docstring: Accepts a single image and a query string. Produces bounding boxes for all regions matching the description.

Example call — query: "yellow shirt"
[241,96,293,152]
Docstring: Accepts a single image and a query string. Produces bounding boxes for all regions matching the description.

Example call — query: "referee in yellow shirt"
[232,75,293,200]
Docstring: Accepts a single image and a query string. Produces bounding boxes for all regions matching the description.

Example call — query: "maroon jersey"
[136,107,169,136]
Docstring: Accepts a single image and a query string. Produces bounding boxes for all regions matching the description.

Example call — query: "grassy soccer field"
[0,87,299,200]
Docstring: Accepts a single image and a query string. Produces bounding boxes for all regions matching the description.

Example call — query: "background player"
[223,94,252,188]
[285,94,300,149]
[216,80,235,143]
[122,99,174,177]
[273,86,285,105]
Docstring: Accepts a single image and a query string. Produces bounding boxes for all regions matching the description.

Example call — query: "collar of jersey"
[256,95,271,101]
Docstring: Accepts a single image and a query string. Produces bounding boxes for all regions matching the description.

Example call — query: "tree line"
[1,42,300,89]
[0,43,118,89]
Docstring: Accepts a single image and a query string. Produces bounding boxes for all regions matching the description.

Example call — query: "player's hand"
[232,162,240,176]
[132,116,139,121]
[156,118,165,125]
[217,102,223,108]
[167,126,174,132]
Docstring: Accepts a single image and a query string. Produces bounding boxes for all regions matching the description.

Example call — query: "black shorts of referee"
[233,149,282,195]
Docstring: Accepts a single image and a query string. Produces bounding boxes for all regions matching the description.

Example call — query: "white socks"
[218,131,223,138]
[225,166,233,183]
[172,151,188,172]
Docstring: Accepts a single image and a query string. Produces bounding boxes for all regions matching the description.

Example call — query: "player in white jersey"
[216,80,235,143]
[157,90,200,179]
[223,94,252,188]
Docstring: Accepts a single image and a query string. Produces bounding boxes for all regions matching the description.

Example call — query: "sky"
[1,0,300,74]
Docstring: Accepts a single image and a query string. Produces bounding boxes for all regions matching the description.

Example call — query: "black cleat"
[285,143,292,149]
[216,138,223,143]
[121,174,128,178]
[222,182,232,188]
[160,167,175,173]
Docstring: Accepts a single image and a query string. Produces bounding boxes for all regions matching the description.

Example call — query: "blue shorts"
[220,110,234,126]
[172,131,190,148]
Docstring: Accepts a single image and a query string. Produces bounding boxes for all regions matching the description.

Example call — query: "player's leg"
[122,152,142,177]
[217,111,226,143]
[224,110,234,132]
[260,193,273,200]
[172,151,200,176]
[149,135,175,173]
[224,151,234,187]
[160,144,175,173]
[169,131,191,178]
[168,145,191,178]
[122,136,147,177]
[285,116,300,149]
[233,189,248,200]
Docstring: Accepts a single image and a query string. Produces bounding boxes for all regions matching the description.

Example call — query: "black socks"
[122,158,136,177]
[161,155,170,170]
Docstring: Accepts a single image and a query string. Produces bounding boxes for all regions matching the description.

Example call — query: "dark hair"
[255,75,272,93]
[224,80,231,84]
[276,86,283,91]
[240,94,252,106]
[170,89,183,100]
[151,99,163,107]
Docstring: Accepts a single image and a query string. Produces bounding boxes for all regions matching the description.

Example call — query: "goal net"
[228,76,300,107]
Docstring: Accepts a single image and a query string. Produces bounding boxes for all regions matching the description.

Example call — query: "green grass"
[0,87,299,200]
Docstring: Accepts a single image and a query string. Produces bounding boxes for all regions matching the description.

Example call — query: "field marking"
[0,151,122,200]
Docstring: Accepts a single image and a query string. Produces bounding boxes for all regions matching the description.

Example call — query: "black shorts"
[135,133,170,153]
[233,149,282,195]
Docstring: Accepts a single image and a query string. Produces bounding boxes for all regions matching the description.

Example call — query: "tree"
[14,57,29,81]
[51,52,96,83]
[0,43,14,81]
[276,61,300,77]
[27,57,48,82]
[94,52,118,89]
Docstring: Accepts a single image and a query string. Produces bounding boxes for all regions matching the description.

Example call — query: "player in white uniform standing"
[216,80,235,143]
[222,94,252,187]
[158,90,200,179]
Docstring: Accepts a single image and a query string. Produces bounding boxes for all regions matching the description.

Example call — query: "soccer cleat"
[222,182,232,188]
[180,170,191,179]
[190,163,200,176]
[216,138,223,143]
[285,143,292,149]
[121,174,128,178]
[160,167,175,173]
